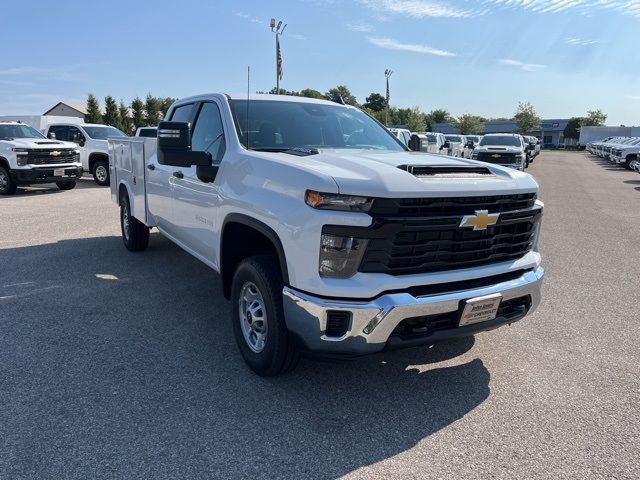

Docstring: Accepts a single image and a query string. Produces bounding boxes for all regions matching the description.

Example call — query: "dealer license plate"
[53,168,67,177]
[459,293,502,326]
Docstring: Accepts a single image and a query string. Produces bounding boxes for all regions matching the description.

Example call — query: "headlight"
[532,203,544,252]
[12,147,28,154]
[306,190,373,212]
[319,233,368,278]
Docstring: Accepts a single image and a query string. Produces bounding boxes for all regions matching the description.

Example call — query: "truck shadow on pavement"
[5,177,103,197]
[0,234,489,480]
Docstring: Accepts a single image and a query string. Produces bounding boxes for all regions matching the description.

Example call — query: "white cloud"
[484,1,640,19]
[367,36,456,56]
[357,0,474,18]
[0,63,103,81]
[235,12,263,25]
[347,22,374,32]
[628,95,640,100]
[498,58,546,72]
[566,37,600,46]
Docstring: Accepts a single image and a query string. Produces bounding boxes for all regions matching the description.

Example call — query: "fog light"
[319,234,368,278]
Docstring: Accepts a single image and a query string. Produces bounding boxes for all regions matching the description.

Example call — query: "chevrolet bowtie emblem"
[460,210,500,231]
[50,151,61,156]
[491,154,501,158]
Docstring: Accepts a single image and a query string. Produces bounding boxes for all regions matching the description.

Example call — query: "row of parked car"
[389,128,541,171]
[586,136,640,172]
[0,121,157,195]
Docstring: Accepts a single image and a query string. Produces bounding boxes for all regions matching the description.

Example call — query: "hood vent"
[488,147,508,151]
[399,165,493,179]
[35,141,62,145]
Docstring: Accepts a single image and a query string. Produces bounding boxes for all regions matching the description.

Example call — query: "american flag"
[277,36,284,80]
[386,76,390,107]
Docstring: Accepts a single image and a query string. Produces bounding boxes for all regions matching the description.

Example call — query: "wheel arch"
[0,156,9,170]
[220,214,289,300]
[88,152,109,171]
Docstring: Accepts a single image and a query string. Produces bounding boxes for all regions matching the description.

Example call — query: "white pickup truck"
[109,93,544,376]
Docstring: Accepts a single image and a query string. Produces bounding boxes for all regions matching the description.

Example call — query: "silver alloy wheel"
[122,203,130,241]
[239,281,268,353]
[0,171,7,191]
[95,165,108,183]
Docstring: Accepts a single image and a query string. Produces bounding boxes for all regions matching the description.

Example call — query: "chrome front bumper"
[283,267,544,355]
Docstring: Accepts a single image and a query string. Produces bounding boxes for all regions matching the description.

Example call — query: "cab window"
[48,125,69,141]
[191,102,225,163]
[170,104,194,123]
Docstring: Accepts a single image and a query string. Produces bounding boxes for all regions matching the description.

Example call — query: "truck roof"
[176,93,346,107]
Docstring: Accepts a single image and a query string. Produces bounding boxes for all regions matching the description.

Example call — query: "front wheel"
[0,166,17,195]
[231,255,300,376]
[120,194,149,251]
[56,181,76,190]
[92,160,109,186]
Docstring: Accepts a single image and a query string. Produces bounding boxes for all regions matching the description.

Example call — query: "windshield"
[479,135,521,147]
[229,100,405,152]
[466,136,480,142]
[0,124,45,140]
[426,134,438,142]
[83,126,127,140]
[445,135,462,142]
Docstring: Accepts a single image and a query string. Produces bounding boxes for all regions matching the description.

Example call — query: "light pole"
[270,18,287,94]
[384,69,393,126]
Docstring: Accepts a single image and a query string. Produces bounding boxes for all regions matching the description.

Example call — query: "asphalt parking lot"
[1,151,639,479]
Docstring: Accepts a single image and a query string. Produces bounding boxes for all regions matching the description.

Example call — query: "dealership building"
[433,119,571,146]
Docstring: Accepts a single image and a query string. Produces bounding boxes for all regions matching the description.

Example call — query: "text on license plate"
[459,293,502,326]
[53,168,67,177]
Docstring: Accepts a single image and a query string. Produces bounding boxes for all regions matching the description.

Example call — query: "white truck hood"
[4,138,77,149]
[271,149,537,197]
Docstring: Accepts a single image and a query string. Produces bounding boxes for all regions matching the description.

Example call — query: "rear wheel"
[92,160,109,186]
[120,194,149,251]
[624,156,635,170]
[231,255,300,376]
[0,166,17,195]
[56,181,76,190]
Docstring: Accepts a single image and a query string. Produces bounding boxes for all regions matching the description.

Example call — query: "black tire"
[92,160,110,186]
[120,194,149,251]
[0,166,17,195]
[231,255,300,376]
[56,181,76,190]
[624,156,635,170]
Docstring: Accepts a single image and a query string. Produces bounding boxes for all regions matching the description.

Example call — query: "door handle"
[147,164,155,170]
[173,171,184,179]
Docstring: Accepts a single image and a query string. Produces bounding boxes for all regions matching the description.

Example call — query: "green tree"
[363,93,387,112]
[514,101,541,134]
[299,88,325,99]
[263,87,299,96]
[405,107,426,132]
[563,117,585,141]
[160,97,175,118]
[325,85,358,106]
[130,97,145,129]
[144,94,162,126]
[118,100,133,134]
[103,96,120,127]
[455,114,485,135]
[85,94,102,124]
[426,109,453,125]
[584,109,607,126]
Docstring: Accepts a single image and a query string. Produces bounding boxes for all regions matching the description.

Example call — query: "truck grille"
[26,149,77,165]
[476,152,517,164]
[323,194,540,277]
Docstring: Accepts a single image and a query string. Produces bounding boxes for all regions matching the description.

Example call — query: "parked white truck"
[471,134,528,170]
[45,123,128,186]
[109,94,544,376]
[0,121,82,195]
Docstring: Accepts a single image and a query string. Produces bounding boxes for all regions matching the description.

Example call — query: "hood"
[1,138,78,149]
[263,149,538,198]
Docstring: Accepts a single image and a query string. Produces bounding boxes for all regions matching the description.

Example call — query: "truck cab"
[0,121,82,195]
[45,123,128,186]
[444,134,465,157]
[110,93,544,376]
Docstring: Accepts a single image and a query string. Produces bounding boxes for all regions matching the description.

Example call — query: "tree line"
[85,94,175,133]
[85,87,608,137]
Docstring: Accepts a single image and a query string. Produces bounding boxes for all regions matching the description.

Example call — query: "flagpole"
[384,69,393,126]
[270,19,286,95]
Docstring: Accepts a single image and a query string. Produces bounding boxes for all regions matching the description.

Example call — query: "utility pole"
[384,69,393,126]
[270,18,286,94]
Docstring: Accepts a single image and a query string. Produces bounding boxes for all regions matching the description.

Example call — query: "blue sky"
[1,0,639,125]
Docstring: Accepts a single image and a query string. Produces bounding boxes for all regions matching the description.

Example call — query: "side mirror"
[48,132,56,140]
[444,141,451,149]
[466,141,474,149]
[157,121,211,167]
